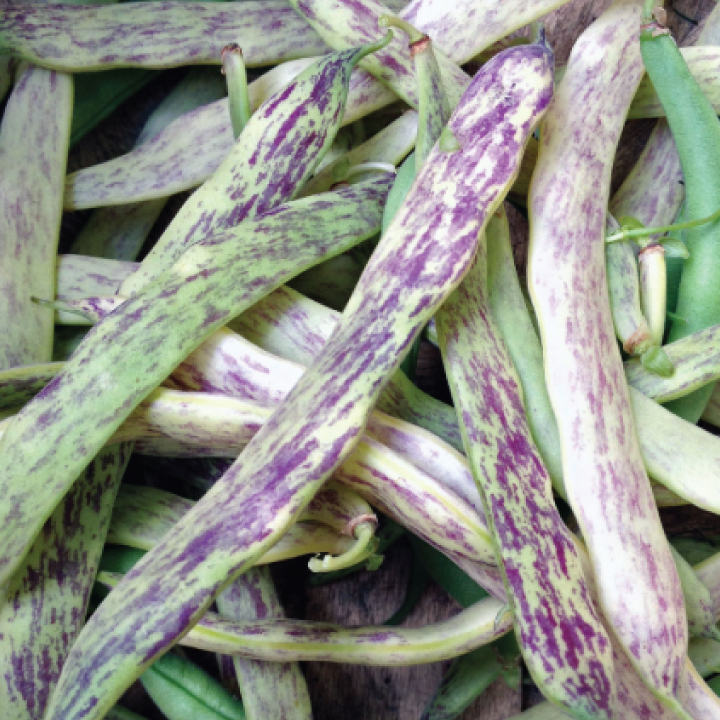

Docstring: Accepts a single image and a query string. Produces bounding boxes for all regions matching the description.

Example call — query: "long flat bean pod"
[527,0,688,710]
[0,175,391,587]
[0,1,327,71]
[216,567,313,720]
[71,67,228,261]
[0,65,72,368]
[0,445,131,720]
[63,58,316,210]
[438,241,614,714]
[44,45,553,720]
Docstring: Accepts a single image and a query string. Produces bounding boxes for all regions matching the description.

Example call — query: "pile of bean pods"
[4,0,720,718]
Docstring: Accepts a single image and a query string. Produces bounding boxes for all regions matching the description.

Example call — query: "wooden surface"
[64,1,720,718]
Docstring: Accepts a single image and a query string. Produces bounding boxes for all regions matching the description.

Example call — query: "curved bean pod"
[438,235,615,714]
[120,44,390,295]
[97,571,512,666]
[0,1,327,71]
[63,58,315,211]
[0,65,72,368]
[216,567,313,720]
[527,0,687,708]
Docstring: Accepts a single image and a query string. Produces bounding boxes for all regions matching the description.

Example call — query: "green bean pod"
[0,444,131,720]
[641,13,720,422]
[216,567,313,720]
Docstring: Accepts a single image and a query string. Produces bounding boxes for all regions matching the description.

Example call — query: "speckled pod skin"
[121,45,385,295]
[0,65,71,368]
[527,0,688,710]
[0,177,391,587]
[0,444,131,720]
[0,1,327,71]
[70,68,228,262]
[63,58,317,210]
[43,45,553,720]
[108,483,372,554]
[298,110,418,198]
[625,324,720,402]
[485,206,564,495]
[216,567,314,720]
[95,573,512,666]
[670,547,720,642]
[437,247,615,716]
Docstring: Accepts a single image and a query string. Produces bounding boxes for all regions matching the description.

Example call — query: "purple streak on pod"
[0,1,328,71]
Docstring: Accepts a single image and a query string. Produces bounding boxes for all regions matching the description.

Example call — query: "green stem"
[307,522,376,572]
[606,205,720,243]
[222,44,252,140]
[377,14,425,44]
[643,0,659,21]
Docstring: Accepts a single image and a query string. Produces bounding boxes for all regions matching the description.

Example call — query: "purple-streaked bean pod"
[0,64,72,368]
[0,388,492,578]
[485,205,564,495]
[376,15,450,170]
[44,44,553,720]
[63,0,569,212]
[0,1,328,71]
[400,0,571,66]
[119,42,391,296]
[0,444,131,720]
[527,0,688,710]
[63,57,317,210]
[216,567,314,720]
[0,362,63,410]
[97,573,513,666]
[0,174,392,588]
[437,228,615,714]
[70,67,228,262]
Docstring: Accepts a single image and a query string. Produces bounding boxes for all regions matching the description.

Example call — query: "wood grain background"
[65,1,720,717]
